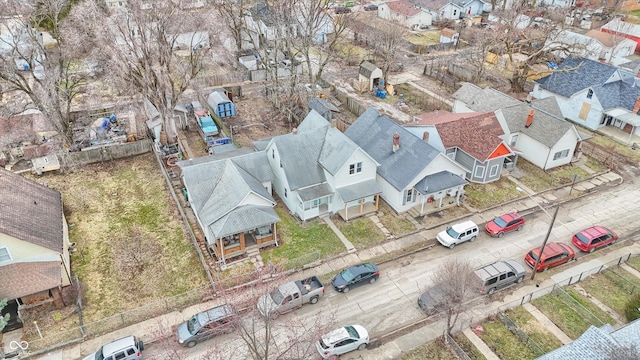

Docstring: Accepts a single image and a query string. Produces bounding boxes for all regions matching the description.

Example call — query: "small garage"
[207,90,236,118]
[358,61,383,92]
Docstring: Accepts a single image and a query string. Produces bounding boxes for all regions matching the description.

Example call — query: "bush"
[624,293,640,322]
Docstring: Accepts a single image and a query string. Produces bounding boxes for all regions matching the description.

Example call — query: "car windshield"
[527,251,539,261]
[493,217,508,227]
[445,227,460,238]
[575,233,590,244]
[319,338,329,349]
[95,347,105,360]
[345,325,359,339]
[187,315,203,335]
[340,269,356,282]
[270,288,285,305]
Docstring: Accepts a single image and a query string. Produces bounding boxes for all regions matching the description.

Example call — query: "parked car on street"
[363,3,378,10]
[418,283,447,315]
[332,263,379,293]
[258,276,325,317]
[524,242,575,272]
[571,225,618,253]
[437,220,479,249]
[316,325,369,358]
[485,213,525,237]
[83,335,144,360]
[473,260,526,295]
[175,304,237,348]
[334,6,351,13]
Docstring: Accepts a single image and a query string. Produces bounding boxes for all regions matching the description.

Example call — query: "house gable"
[489,143,512,159]
[535,57,620,98]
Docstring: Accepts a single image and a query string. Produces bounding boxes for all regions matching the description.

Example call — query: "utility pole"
[531,206,560,281]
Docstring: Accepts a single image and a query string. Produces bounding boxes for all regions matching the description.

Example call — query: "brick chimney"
[422,131,429,142]
[633,96,640,114]
[392,133,400,153]
[525,110,534,128]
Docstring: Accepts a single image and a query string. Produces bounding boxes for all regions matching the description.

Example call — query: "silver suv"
[83,335,144,360]
[474,260,526,295]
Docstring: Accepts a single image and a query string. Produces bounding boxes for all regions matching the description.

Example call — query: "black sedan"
[332,263,379,293]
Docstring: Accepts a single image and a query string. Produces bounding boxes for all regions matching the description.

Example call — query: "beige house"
[0,168,71,315]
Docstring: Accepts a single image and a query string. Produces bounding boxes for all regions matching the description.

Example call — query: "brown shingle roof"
[0,168,63,253]
[388,0,422,16]
[0,261,62,299]
[410,111,507,161]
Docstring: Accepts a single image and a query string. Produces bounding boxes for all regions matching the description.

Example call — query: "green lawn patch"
[578,269,640,316]
[261,205,345,267]
[478,317,537,360]
[333,216,386,250]
[627,255,640,272]
[505,307,563,353]
[585,155,609,173]
[464,177,523,210]
[563,287,616,325]
[401,336,459,359]
[589,133,640,163]
[393,83,450,113]
[531,293,592,339]
[516,158,590,192]
[405,31,440,46]
[451,333,486,360]
[377,202,416,237]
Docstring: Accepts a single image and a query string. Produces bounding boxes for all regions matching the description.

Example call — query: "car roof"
[321,325,367,345]
[451,220,477,232]
[198,304,235,325]
[346,262,377,275]
[102,336,136,355]
[577,225,611,239]
[474,260,524,280]
[500,213,521,221]
[536,242,570,258]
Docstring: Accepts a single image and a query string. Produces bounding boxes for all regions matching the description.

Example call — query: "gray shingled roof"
[344,107,442,191]
[271,129,327,191]
[308,98,340,117]
[179,158,277,240]
[453,83,520,112]
[592,79,640,112]
[297,183,333,202]
[414,171,467,194]
[535,57,618,98]
[500,98,575,148]
[537,319,640,360]
[208,205,280,239]
[0,168,63,253]
[336,179,382,202]
[359,61,380,78]
[318,127,360,176]
[297,109,330,132]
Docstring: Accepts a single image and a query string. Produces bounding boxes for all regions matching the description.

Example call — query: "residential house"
[243,2,291,48]
[537,318,640,359]
[172,31,210,54]
[454,83,582,170]
[405,111,513,183]
[531,56,640,141]
[0,168,72,331]
[345,107,467,215]
[178,149,280,264]
[544,29,635,65]
[255,110,382,222]
[601,17,640,52]
[379,0,432,30]
[411,0,485,22]
[496,98,583,170]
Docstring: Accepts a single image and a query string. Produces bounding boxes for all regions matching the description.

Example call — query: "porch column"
[438,193,443,208]
[274,223,278,246]
[219,238,226,263]
[359,200,364,214]
[420,194,426,215]
[344,204,349,221]
[240,233,246,250]
[375,194,379,209]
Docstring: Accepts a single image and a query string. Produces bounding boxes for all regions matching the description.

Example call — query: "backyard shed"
[207,90,236,118]
[358,61,383,92]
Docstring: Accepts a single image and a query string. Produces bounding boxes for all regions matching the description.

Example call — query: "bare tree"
[0,0,89,146]
[212,0,249,52]
[352,16,407,84]
[430,258,478,334]
[74,0,212,145]
[463,27,498,83]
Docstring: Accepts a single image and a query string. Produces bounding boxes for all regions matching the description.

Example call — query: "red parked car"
[571,226,618,253]
[485,213,525,238]
[524,242,575,272]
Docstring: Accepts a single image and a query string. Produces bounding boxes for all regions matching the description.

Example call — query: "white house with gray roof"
[178,150,280,263]
[496,98,583,170]
[345,107,467,215]
[531,56,640,142]
[256,110,382,221]
[452,83,521,113]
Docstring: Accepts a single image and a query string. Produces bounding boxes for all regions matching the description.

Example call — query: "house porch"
[407,196,462,218]
[336,202,379,221]
[210,227,278,261]
[597,126,640,146]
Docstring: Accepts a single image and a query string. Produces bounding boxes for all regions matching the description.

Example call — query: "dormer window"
[587,89,593,99]
[349,162,362,175]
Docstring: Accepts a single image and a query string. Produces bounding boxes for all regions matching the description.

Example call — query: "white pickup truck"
[258,276,325,317]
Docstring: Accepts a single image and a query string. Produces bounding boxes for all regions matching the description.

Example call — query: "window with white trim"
[0,247,11,263]
[404,189,415,204]
[349,162,363,175]
[510,134,518,146]
[475,166,485,178]
[553,149,570,160]
[490,164,499,177]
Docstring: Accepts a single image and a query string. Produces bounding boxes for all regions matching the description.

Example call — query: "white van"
[436,220,479,249]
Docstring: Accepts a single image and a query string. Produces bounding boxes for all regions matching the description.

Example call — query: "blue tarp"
[198,115,218,135]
